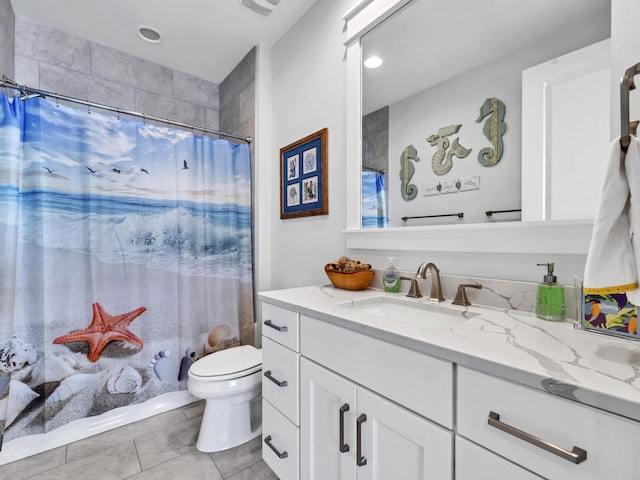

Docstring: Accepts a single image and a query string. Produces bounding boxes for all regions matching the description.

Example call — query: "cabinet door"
[300,358,357,480]
[357,387,453,480]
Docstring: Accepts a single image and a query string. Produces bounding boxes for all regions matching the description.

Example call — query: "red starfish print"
[53,302,146,362]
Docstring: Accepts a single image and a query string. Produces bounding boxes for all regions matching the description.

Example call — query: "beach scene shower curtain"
[362,170,388,228]
[0,93,254,449]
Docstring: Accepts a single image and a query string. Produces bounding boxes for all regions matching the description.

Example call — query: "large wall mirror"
[360,0,611,229]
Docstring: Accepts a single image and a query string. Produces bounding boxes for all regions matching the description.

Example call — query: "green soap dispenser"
[383,257,401,293]
[535,263,565,321]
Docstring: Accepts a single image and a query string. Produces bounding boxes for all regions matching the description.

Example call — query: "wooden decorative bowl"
[324,264,375,291]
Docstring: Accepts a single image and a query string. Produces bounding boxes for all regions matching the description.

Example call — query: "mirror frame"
[343,0,595,255]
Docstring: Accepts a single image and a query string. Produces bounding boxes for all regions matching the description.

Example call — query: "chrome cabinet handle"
[264,370,288,387]
[264,319,288,332]
[488,411,587,464]
[339,403,350,453]
[264,435,288,459]
[356,413,367,466]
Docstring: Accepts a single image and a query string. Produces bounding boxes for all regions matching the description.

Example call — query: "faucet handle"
[453,283,482,306]
[406,278,423,298]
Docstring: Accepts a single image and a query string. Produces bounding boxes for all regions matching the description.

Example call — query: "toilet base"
[195,391,262,453]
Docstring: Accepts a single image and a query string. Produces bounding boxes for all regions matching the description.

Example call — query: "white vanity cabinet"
[299,315,453,480]
[260,290,640,480]
[261,303,301,480]
[457,366,640,480]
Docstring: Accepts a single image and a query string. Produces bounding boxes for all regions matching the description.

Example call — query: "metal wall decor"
[427,124,471,175]
[476,97,506,166]
[400,144,420,200]
[423,175,480,196]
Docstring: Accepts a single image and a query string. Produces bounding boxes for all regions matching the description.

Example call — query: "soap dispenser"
[535,263,565,321]
[383,257,401,293]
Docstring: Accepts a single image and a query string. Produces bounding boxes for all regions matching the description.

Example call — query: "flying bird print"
[140,168,149,174]
[42,166,54,174]
[111,168,121,174]
[86,166,97,173]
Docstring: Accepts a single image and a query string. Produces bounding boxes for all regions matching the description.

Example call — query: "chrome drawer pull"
[488,411,587,464]
[339,403,350,453]
[356,413,367,466]
[264,435,288,459]
[264,370,288,387]
[264,319,288,332]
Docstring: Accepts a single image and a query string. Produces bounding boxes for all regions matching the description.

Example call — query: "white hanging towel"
[584,136,640,304]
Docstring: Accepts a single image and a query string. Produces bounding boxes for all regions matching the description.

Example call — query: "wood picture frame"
[280,128,328,219]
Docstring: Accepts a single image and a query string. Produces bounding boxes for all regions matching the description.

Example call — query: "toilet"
[187,344,262,452]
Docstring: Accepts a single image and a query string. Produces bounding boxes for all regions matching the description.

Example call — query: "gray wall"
[220,46,255,159]
[13,17,221,131]
[362,105,388,174]
[0,0,14,80]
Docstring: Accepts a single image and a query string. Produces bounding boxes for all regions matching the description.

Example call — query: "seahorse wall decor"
[476,97,506,167]
[400,145,419,201]
[427,125,472,176]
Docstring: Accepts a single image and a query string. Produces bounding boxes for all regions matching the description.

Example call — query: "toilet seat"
[189,345,262,381]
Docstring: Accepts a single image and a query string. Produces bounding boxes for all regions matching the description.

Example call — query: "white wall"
[264,0,352,290]
[611,0,640,139]
[387,19,607,226]
[263,0,635,291]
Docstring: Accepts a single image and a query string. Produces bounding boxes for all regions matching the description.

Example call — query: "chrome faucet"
[406,262,445,302]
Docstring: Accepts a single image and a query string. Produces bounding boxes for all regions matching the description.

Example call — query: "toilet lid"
[190,345,262,377]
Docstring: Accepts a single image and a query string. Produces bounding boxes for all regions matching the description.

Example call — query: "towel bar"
[620,62,640,153]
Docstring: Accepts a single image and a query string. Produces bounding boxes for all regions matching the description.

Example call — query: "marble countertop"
[258,285,640,423]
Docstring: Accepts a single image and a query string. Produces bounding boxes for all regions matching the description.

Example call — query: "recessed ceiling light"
[364,56,383,69]
[137,25,162,44]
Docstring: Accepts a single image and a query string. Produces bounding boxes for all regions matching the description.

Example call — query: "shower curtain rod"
[0,76,252,144]
[362,166,386,174]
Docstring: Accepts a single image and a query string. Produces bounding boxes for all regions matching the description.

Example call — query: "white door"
[300,358,358,480]
[521,38,611,221]
[356,387,453,480]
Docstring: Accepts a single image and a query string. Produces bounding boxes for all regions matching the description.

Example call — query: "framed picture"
[280,128,328,219]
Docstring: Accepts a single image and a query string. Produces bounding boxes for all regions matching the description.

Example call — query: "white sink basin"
[338,296,479,326]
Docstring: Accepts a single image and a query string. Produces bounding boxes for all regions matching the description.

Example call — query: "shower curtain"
[0,93,254,449]
[362,170,388,228]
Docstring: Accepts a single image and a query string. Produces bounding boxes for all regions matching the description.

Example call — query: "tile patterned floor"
[2,401,278,480]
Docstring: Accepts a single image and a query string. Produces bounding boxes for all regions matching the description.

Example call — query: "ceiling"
[10,0,318,84]
[362,0,611,115]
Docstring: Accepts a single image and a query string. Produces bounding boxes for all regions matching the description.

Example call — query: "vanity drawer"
[262,302,300,352]
[263,399,299,480]
[262,336,300,425]
[457,366,640,480]
[456,436,542,480]
[300,315,453,429]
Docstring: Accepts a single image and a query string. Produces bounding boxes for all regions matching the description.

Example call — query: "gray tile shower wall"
[0,0,15,80]
[220,46,255,150]
[12,16,223,130]
[362,105,389,174]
